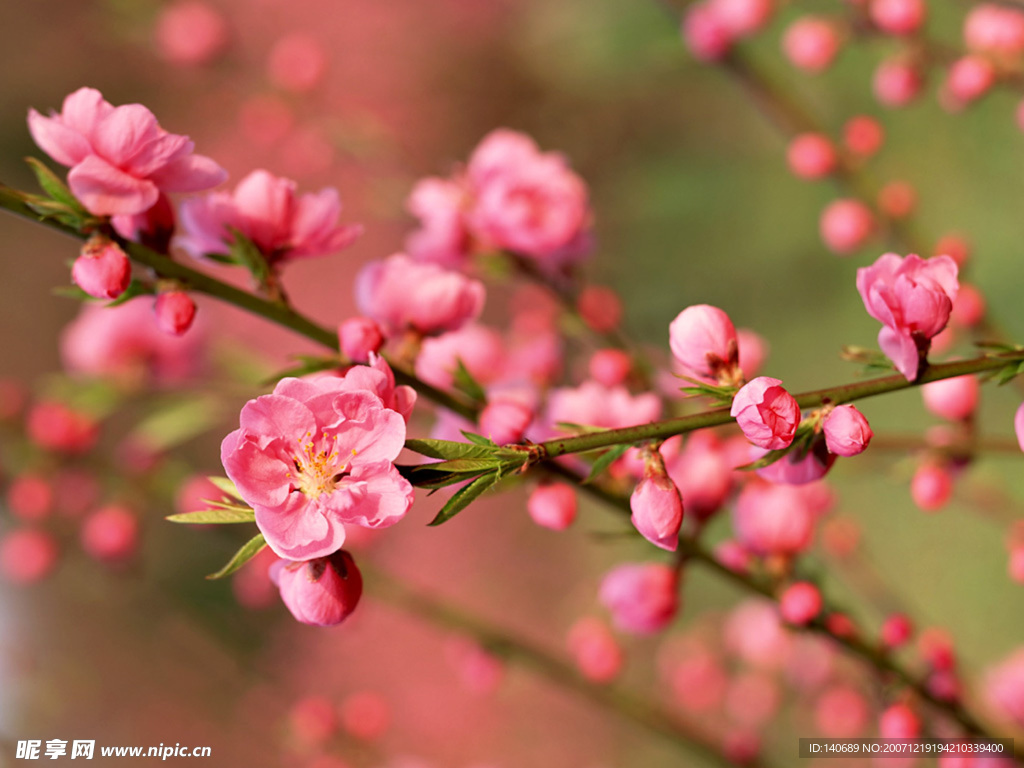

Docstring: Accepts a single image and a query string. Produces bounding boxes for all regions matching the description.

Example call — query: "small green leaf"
[25,157,85,212]
[429,457,502,473]
[405,438,495,461]
[734,446,792,471]
[167,506,256,524]
[131,396,220,451]
[207,477,244,501]
[106,279,154,307]
[584,443,631,484]
[452,358,486,402]
[206,533,267,580]
[461,431,497,448]
[554,422,607,435]
[227,228,271,283]
[428,472,498,526]
[397,464,478,490]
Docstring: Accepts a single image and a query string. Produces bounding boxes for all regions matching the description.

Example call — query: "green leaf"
[261,355,343,386]
[206,533,267,580]
[227,228,271,284]
[166,506,256,524]
[106,279,154,307]
[461,430,497,448]
[397,464,478,490]
[452,358,487,402]
[405,438,495,461]
[429,457,502,473]
[428,472,498,526]
[207,477,244,501]
[131,396,220,451]
[584,443,631,483]
[734,446,792,471]
[25,157,85,212]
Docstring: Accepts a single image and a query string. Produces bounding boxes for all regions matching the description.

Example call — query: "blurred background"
[1,0,1024,766]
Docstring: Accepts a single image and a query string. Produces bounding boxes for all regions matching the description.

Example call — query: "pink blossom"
[911,461,954,512]
[731,377,801,450]
[984,649,1024,726]
[445,638,505,694]
[733,481,816,556]
[630,475,684,552]
[547,380,661,431]
[287,695,338,746]
[779,581,822,625]
[0,528,59,584]
[782,17,841,72]
[338,317,384,364]
[878,180,916,220]
[26,401,98,454]
[577,285,623,333]
[80,504,139,563]
[816,685,869,737]
[880,703,921,739]
[61,297,204,385]
[944,56,996,109]
[478,399,532,446]
[28,87,226,216]
[669,304,740,384]
[753,441,835,484]
[822,404,873,456]
[588,349,632,386]
[856,253,959,380]
[221,375,413,560]
[951,283,986,328]
[567,617,623,683]
[154,291,197,336]
[844,115,885,158]
[724,599,791,669]
[664,431,733,520]
[355,254,485,336]
[881,613,914,648]
[527,482,577,530]
[271,550,363,627]
[725,670,781,727]
[414,324,503,390]
[72,238,131,299]
[712,0,773,37]
[405,177,471,268]
[111,193,176,252]
[332,354,417,425]
[154,1,229,66]
[965,4,1024,57]
[466,129,592,260]
[1016,402,1024,452]
[682,3,734,62]
[870,0,926,35]
[874,58,923,107]
[787,133,838,180]
[922,375,979,422]
[667,644,728,713]
[178,169,361,264]
[599,562,679,634]
[6,474,54,522]
[820,199,875,254]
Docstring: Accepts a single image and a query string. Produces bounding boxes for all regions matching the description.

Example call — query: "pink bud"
[288,695,337,746]
[1009,547,1024,584]
[271,550,363,626]
[682,3,734,62]
[869,0,926,35]
[630,475,684,552]
[154,291,196,336]
[1016,402,1024,452]
[712,0,773,37]
[81,504,139,563]
[733,482,816,556]
[577,285,622,333]
[669,304,739,383]
[816,685,869,737]
[820,199,875,255]
[919,627,956,671]
[922,375,979,422]
[154,1,229,66]
[822,405,873,456]
[878,180,916,219]
[782,17,841,73]
[478,398,532,445]
[950,283,986,328]
[911,462,954,512]
[339,691,390,742]
[944,56,996,108]
[599,562,679,634]
[0,528,59,584]
[26,401,98,454]
[844,115,885,158]
[874,59,923,107]
[880,703,921,739]
[731,377,800,450]
[965,4,1024,57]
[715,539,753,573]
[445,637,505,694]
[527,482,577,531]
[787,133,838,180]
[72,239,131,299]
[589,349,632,386]
[6,473,54,522]
[567,617,623,683]
[934,233,971,266]
[779,581,822,625]
[881,613,914,648]
[338,316,384,363]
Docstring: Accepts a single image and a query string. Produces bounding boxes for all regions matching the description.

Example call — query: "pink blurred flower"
[630,474,684,552]
[154,1,229,66]
[221,376,413,560]
[356,254,485,336]
[922,375,979,422]
[154,291,197,336]
[787,133,837,179]
[80,504,139,563]
[599,562,679,634]
[567,617,623,683]
[682,2,734,62]
[589,349,633,387]
[267,33,328,93]
[405,177,471,268]
[72,237,130,299]
[547,380,661,431]
[340,691,391,741]
[880,703,921,738]
[881,612,914,648]
[984,649,1024,726]
[178,169,361,265]
[26,401,98,454]
[944,56,996,109]
[874,58,924,107]
[1016,402,1024,452]
[844,115,885,158]
[779,581,822,625]
[753,441,835,484]
[822,404,873,456]
[820,199,875,255]
[6,474,54,522]
[414,324,503,390]
[577,285,623,333]
[669,304,740,384]
[28,87,226,216]
[733,481,816,556]
[856,253,959,380]
[338,317,384,364]
[478,399,533,445]
[466,129,592,261]
[724,599,791,669]
[911,461,954,512]
[731,377,801,450]
[782,17,841,72]
[0,528,59,584]
[527,482,577,530]
[870,0,926,35]
[664,431,733,520]
[712,0,773,36]
[964,4,1024,57]
[816,685,869,737]
[271,550,362,627]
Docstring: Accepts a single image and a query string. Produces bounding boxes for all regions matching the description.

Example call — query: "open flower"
[28,87,226,216]
[221,376,413,561]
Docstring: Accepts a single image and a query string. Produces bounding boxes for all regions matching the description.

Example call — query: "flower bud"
[870,0,926,35]
[527,482,577,531]
[731,377,800,450]
[479,398,532,446]
[787,133,837,180]
[577,286,622,333]
[630,474,684,552]
[1016,402,1024,452]
[879,703,921,739]
[599,562,679,634]
[340,691,390,741]
[950,283,986,328]
[567,617,623,683]
[922,375,979,422]
[733,482,816,556]
[820,199,875,255]
[878,180,916,220]
[6,473,54,522]
[272,550,363,626]
[154,291,197,336]
[26,401,98,454]
[682,3,734,62]
[822,405,873,456]
[944,56,996,108]
[911,462,953,512]
[881,613,914,648]
[339,316,384,363]
[779,581,822,625]
[0,528,59,584]
[669,304,739,384]
[588,349,632,386]
[874,58,923,107]
[782,17,841,72]
[844,116,885,158]
[80,504,139,563]
[72,238,131,299]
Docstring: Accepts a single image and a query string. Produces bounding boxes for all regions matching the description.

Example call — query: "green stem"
[0,183,477,421]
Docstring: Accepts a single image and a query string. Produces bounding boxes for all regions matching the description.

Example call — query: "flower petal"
[68,155,160,216]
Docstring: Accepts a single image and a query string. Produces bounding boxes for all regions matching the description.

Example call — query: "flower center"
[289,430,356,500]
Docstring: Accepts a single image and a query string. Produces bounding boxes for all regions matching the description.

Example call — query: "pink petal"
[149,152,227,192]
[60,87,114,139]
[91,104,161,168]
[177,193,236,258]
[68,155,159,216]
[239,394,317,443]
[330,462,413,529]
[27,110,92,167]
[122,132,192,178]
[334,392,406,464]
[255,493,341,560]
[232,169,295,251]
[220,430,293,509]
[878,327,920,381]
